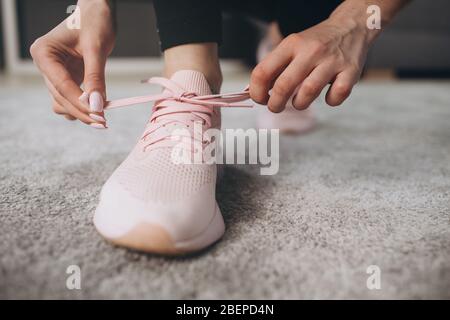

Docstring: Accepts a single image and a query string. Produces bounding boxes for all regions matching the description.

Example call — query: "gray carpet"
[1,75,450,299]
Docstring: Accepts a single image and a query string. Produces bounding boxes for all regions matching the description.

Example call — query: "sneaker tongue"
[149,70,213,129]
[169,70,212,96]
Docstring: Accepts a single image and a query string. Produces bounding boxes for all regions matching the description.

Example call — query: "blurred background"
[1,0,450,77]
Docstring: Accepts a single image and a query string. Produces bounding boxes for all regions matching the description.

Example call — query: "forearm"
[76,0,117,35]
[329,0,411,44]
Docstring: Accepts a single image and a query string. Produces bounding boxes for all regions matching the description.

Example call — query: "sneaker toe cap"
[94,178,224,254]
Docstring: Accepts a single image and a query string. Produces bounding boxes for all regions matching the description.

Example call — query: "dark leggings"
[153,0,342,51]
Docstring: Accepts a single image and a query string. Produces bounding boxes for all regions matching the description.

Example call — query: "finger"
[292,62,337,110]
[45,76,69,114]
[43,71,98,125]
[326,68,360,107]
[37,54,95,124]
[267,55,315,113]
[83,48,107,114]
[64,114,77,121]
[56,100,77,121]
[49,96,75,120]
[79,91,106,123]
[51,99,67,115]
[250,36,294,105]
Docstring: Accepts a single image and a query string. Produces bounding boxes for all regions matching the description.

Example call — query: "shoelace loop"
[104,77,253,152]
[104,77,252,110]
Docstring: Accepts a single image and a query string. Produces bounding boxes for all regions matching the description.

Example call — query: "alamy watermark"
[169,122,279,175]
[66,5,81,30]
[366,265,381,290]
[366,5,381,30]
[66,264,81,290]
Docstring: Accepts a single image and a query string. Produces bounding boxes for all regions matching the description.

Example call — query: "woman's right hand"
[30,0,115,128]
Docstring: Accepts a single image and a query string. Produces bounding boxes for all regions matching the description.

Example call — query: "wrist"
[328,0,383,46]
[77,0,116,31]
[77,0,115,14]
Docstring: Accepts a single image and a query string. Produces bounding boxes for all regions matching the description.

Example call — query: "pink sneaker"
[258,104,316,135]
[94,70,250,254]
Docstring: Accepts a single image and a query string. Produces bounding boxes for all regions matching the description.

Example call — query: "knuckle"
[249,90,266,104]
[285,33,301,45]
[29,37,47,59]
[310,40,326,55]
[251,65,270,84]
[334,83,352,98]
[85,72,105,88]
[273,78,292,97]
[302,80,321,96]
[282,34,301,52]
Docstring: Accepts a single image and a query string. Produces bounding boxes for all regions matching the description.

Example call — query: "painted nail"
[79,92,89,103]
[89,91,104,112]
[89,113,106,123]
[90,123,107,129]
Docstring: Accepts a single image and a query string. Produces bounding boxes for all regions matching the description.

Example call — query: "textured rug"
[1,75,449,299]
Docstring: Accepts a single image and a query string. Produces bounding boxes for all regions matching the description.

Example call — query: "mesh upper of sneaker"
[103,70,251,203]
[114,147,215,202]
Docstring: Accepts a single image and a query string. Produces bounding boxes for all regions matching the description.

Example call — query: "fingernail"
[89,113,106,123]
[79,92,89,104]
[290,93,298,107]
[90,123,107,129]
[89,91,104,112]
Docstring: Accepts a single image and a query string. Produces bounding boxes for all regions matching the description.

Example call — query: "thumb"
[83,49,107,113]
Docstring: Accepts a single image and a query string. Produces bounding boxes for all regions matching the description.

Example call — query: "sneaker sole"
[94,204,225,255]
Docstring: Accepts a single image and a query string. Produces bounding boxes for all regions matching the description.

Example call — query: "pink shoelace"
[104,77,252,151]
